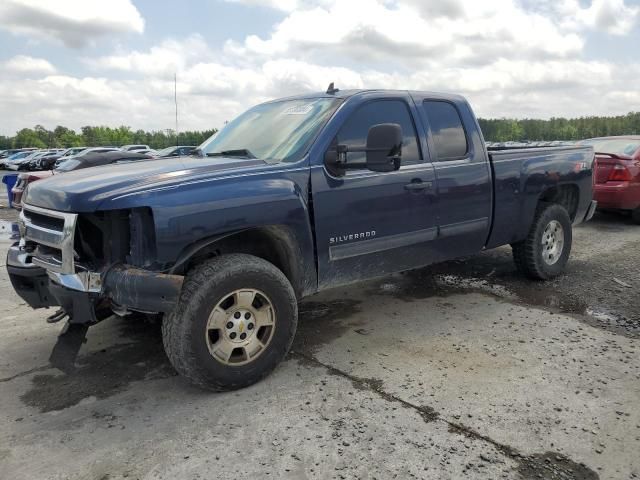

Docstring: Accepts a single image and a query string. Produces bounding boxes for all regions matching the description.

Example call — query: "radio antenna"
[174,72,178,147]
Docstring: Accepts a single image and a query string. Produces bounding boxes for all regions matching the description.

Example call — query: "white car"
[120,144,150,152]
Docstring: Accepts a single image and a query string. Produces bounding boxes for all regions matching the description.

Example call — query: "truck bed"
[486,145,595,249]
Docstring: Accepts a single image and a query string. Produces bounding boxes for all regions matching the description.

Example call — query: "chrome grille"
[20,204,78,274]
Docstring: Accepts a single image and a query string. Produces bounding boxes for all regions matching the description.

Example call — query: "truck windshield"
[197,98,342,163]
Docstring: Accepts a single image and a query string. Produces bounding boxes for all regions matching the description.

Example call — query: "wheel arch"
[169,225,315,299]
[537,184,580,221]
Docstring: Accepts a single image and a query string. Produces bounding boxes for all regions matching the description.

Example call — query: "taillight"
[608,165,632,182]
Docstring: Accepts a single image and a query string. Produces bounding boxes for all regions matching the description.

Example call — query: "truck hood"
[24,156,267,212]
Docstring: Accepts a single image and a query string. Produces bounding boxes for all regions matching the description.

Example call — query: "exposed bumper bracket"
[49,321,89,374]
[103,265,183,313]
[7,244,183,323]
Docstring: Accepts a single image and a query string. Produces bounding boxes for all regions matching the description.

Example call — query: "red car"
[586,136,640,223]
[11,171,53,210]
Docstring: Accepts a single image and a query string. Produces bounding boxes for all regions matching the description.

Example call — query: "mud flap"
[49,321,89,374]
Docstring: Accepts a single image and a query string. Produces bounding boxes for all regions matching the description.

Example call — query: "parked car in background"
[4,150,45,170]
[133,148,159,156]
[37,150,66,170]
[121,144,150,152]
[156,145,197,157]
[53,147,120,168]
[24,150,64,171]
[58,147,88,159]
[11,151,153,210]
[55,150,152,172]
[2,148,39,167]
[5,148,37,156]
[583,136,640,223]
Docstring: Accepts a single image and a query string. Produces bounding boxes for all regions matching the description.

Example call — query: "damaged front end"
[6,204,183,370]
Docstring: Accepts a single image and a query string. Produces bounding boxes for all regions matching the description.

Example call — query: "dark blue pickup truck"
[7,88,596,390]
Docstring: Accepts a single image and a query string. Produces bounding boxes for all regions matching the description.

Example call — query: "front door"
[310,94,439,289]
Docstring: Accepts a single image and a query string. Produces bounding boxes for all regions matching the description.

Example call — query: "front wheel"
[162,254,298,391]
[512,203,572,280]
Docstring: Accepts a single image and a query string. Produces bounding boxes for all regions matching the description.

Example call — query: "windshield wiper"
[207,149,256,159]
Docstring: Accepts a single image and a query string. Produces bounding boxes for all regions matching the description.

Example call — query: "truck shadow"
[20,317,175,413]
[293,299,362,355]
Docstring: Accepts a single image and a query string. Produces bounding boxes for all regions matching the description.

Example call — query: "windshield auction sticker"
[282,103,314,115]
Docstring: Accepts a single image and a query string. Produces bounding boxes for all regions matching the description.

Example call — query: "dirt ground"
[0,183,638,480]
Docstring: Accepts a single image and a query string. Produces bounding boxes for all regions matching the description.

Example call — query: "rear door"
[416,96,492,257]
[310,92,439,289]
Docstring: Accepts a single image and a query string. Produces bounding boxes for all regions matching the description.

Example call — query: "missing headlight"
[128,207,156,267]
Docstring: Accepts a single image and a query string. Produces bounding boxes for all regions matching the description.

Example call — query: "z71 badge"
[329,231,376,245]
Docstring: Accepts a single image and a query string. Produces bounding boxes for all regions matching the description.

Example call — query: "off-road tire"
[162,254,298,391]
[512,203,572,280]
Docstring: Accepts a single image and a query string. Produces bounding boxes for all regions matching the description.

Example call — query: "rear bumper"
[594,182,640,211]
[6,244,183,324]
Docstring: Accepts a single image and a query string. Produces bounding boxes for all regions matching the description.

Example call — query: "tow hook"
[49,320,89,374]
[46,308,68,324]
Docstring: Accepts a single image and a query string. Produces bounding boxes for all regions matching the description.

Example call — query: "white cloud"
[2,55,56,75]
[580,0,639,34]
[87,35,211,77]
[224,0,300,11]
[225,0,585,66]
[223,0,334,12]
[0,0,144,48]
[0,0,639,135]
[538,0,639,34]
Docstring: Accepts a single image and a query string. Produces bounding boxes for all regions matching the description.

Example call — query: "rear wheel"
[512,203,572,280]
[162,254,298,391]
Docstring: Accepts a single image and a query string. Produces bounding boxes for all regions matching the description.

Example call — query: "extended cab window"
[336,100,421,166]
[423,101,468,160]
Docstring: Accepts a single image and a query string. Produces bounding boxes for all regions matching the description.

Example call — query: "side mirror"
[365,123,402,172]
[324,123,403,175]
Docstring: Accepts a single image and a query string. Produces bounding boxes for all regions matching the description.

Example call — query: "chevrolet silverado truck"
[7,88,597,391]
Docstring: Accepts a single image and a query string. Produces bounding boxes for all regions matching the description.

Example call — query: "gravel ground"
[0,181,639,480]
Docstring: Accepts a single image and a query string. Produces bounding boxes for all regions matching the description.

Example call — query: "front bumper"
[6,244,183,324]
[6,247,58,309]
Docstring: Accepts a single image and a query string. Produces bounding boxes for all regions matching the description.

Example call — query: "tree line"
[2,111,639,149]
[478,112,640,142]
[0,125,217,150]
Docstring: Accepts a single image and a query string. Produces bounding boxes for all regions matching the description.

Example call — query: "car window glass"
[336,99,421,166]
[592,139,640,156]
[423,101,468,160]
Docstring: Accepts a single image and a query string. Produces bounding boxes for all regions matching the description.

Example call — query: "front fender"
[102,166,317,295]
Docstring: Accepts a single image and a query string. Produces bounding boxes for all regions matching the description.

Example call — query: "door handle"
[404,180,432,191]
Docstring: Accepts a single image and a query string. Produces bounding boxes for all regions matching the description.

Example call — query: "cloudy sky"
[0,0,638,135]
